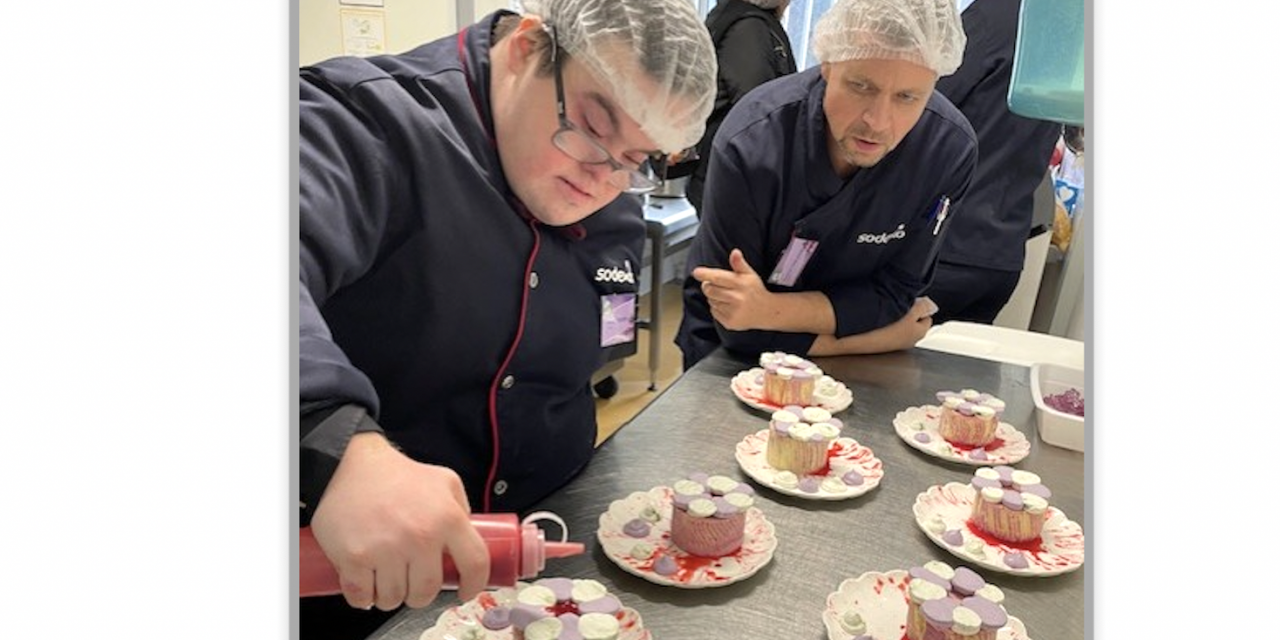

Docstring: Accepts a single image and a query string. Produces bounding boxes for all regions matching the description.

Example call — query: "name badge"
[600,293,636,347]
[767,236,819,287]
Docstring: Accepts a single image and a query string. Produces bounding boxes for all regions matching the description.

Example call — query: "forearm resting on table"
[742,290,918,355]
[806,303,933,357]
[756,290,837,334]
[808,326,919,356]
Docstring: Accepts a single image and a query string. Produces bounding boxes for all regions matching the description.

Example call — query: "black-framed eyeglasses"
[544,24,658,194]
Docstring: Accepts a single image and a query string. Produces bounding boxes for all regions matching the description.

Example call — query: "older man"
[677,0,976,369]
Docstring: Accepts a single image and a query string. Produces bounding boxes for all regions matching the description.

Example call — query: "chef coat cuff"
[299,403,384,527]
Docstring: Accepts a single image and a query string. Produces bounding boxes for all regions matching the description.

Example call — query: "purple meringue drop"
[481,606,512,630]
[841,469,864,486]
[1000,490,1024,511]
[537,577,575,602]
[921,598,958,626]
[942,529,964,546]
[914,432,932,443]
[556,613,584,640]
[577,594,622,616]
[908,566,950,589]
[623,518,651,538]
[687,472,710,485]
[971,476,1001,490]
[969,449,989,461]
[961,596,1009,629]
[994,466,1016,484]
[1003,552,1029,569]
[712,496,740,517]
[509,603,549,628]
[799,476,822,493]
[949,566,985,595]
[1020,483,1052,500]
[653,554,678,575]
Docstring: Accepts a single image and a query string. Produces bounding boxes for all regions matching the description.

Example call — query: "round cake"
[969,466,1052,543]
[760,351,824,406]
[765,405,842,475]
[478,577,625,640]
[669,472,755,557]
[906,561,1010,640]
[936,389,1006,446]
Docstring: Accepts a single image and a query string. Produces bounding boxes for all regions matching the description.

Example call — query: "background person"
[922,0,1064,325]
[684,0,798,215]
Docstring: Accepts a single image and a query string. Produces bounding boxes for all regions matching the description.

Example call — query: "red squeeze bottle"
[299,511,584,597]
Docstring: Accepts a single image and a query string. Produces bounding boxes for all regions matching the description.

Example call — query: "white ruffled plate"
[893,405,1030,466]
[417,583,650,640]
[597,486,777,589]
[822,570,1032,640]
[734,429,883,500]
[730,367,853,414]
[912,482,1086,577]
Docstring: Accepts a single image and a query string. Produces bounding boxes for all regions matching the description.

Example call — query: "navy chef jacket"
[298,11,644,522]
[676,66,977,368]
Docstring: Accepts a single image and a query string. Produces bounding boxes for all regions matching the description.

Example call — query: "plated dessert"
[893,403,1030,466]
[936,389,1007,447]
[766,405,842,475]
[759,351,825,405]
[418,580,649,640]
[913,475,1085,577]
[731,352,852,413]
[596,476,777,588]
[822,567,1032,640]
[735,420,884,500]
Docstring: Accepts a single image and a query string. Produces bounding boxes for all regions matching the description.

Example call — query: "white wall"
[299,0,457,66]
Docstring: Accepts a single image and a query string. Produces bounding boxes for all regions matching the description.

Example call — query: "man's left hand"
[692,248,776,331]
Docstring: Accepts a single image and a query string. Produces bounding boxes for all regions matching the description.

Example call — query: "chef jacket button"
[493,480,509,496]
[501,374,515,389]
[529,271,540,288]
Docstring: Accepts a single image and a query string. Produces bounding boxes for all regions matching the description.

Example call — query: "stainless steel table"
[371,347,1087,640]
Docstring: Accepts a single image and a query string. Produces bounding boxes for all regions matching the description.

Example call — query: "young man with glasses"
[298,0,715,636]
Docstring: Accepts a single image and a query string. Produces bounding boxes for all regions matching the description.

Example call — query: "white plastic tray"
[916,322,1084,370]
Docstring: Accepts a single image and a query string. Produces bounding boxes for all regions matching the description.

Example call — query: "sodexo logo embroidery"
[595,259,636,284]
[857,224,907,245]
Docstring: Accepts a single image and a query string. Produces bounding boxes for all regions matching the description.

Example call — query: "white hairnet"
[518,0,717,152]
[811,0,966,76]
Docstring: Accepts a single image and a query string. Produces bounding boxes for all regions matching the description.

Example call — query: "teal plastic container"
[1007,0,1085,125]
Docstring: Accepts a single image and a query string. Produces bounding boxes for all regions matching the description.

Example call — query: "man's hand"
[692,249,775,331]
[310,433,491,611]
[875,296,937,350]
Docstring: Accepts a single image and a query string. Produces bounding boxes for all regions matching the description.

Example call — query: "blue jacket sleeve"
[297,63,407,515]
[695,137,819,357]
